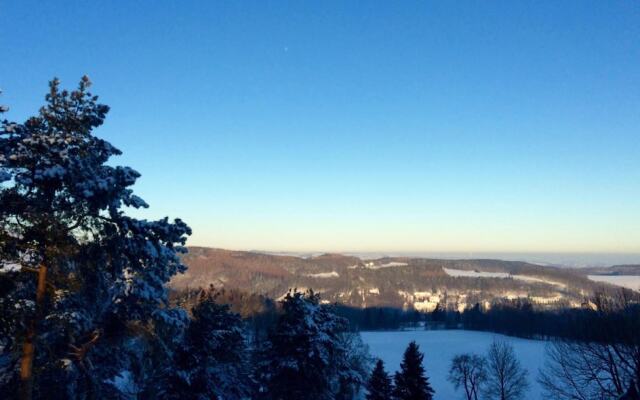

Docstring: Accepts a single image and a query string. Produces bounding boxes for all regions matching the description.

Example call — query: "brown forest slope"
[172,247,625,310]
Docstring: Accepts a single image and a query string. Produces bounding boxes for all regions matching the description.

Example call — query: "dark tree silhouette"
[448,353,487,400]
[367,359,393,400]
[538,291,640,400]
[256,290,368,400]
[392,341,434,400]
[167,289,251,399]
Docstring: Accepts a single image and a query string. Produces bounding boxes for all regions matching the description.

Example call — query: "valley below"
[172,247,640,313]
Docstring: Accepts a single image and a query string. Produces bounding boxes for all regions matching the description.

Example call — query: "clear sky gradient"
[2,1,639,253]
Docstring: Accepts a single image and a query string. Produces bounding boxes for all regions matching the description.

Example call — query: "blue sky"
[2,1,639,253]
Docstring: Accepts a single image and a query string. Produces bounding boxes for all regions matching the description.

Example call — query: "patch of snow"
[444,268,567,288]
[530,294,563,304]
[304,271,339,278]
[366,261,409,270]
[368,288,380,295]
[503,291,528,300]
[0,263,21,273]
[61,358,73,370]
[588,275,640,292]
[511,275,566,288]
[380,261,408,267]
[106,370,139,397]
[443,268,510,278]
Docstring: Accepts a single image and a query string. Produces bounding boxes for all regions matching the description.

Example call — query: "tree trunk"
[20,264,47,400]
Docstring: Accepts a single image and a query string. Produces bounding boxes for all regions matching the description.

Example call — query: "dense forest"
[174,247,615,311]
[177,285,640,344]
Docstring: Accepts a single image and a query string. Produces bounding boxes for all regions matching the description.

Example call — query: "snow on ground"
[361,330,547,400]
[443,268,566,288]
[364,261,409,270]
[510,274,566,288]
[443,268,510,278]
[379,261,408,268]
[304,271,340,278]
[588,275,640,292]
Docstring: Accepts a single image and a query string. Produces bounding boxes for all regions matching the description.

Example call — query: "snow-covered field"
[304,271,340,278]
[361,330,547,400]
[588,275,640,292]
[363,261,409,270]
[443,267,510,278]
[443,267,566,288]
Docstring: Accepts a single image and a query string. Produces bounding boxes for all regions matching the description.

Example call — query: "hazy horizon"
[191,246,640,268]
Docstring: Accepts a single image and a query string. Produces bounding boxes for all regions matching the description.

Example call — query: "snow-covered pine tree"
[167,288,252,399]
[0,78,191,400]
[256,290,368,400]
[393,341,435,400]
[367,359,394,400]
[335,332,372,400]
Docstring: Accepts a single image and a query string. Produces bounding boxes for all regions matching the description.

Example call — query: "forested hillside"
[174,247,623,311]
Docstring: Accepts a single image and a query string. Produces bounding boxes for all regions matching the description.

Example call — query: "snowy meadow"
[588,275,640,292]
[362,330,546,400]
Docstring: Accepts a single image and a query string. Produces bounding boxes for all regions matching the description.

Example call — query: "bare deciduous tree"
[538,340,633,400]
[484,340,529,400]
[448,353,487,400]
[538,291,640,400]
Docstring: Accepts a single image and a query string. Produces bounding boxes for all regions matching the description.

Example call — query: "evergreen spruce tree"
[393,341,435,400]
[168,288,251,399]
[367,359,393,400]
[256,290,368,400]
[335,332,372,400]
[0,78,191,399]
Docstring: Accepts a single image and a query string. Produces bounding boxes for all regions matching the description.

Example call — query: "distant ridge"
[172,247,638,310]
[578,264,640,276]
